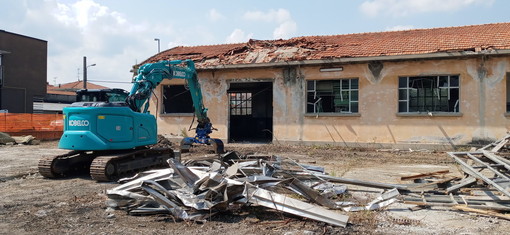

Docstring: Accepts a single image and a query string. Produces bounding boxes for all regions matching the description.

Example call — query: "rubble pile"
[106,135,510,227]
[106,153,400,227]
[400,134,510,220]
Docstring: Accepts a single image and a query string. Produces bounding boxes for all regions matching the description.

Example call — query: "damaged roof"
[142,22,510,68]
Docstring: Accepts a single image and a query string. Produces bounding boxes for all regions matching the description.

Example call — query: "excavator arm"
[127,59,223,153]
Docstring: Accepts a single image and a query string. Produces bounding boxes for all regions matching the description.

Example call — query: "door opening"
[228,82,272,143]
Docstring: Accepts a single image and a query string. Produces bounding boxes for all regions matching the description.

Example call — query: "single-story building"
[139,22,510,149]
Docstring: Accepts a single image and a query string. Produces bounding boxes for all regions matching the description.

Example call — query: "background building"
[41,81,109,114]
[0,30,47,113]
[140,22,510,149]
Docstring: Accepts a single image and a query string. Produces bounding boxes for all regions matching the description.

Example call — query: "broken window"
[306,79,359,113]
[398,75,459,113]
[162,85,193,114]
[229,92,252,116]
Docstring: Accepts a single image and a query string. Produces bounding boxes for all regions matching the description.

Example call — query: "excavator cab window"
[76,89,129,103]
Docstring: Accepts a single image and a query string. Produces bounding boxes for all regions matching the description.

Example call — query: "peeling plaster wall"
[151,56,510,147]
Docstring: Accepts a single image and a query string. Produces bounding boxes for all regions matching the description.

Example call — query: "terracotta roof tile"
[142,22,510,68]
[47,81,108,95]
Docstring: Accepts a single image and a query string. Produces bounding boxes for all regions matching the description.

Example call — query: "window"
[398,75,459,113]
[229,92,252,116]
[306,79,358,113]
[162,85,193,113]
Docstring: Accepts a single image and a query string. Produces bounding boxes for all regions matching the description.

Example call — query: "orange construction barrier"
[0,113,63,140]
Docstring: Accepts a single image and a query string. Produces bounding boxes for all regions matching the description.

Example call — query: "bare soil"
[1,141,509,234]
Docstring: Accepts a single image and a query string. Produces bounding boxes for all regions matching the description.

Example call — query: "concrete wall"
[151,55,510,148]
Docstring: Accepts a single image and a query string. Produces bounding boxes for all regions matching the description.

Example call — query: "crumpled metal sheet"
[342,188,400,212]
[106,154,367,226]
[242,184,349,227]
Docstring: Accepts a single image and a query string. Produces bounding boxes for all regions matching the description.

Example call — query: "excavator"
[38,59,224,181]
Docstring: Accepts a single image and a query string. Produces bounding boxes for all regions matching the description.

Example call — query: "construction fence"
[0,113,63,140]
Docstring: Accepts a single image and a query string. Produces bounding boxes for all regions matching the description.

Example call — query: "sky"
[0,0,509,91]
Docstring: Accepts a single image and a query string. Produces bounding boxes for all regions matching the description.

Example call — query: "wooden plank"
[400,170,450,181]
[452,205,510,220]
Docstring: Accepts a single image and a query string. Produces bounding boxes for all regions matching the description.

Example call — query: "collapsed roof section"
[142,22,510,69]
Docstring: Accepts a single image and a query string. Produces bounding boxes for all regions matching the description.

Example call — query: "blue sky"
[0,0,509,90]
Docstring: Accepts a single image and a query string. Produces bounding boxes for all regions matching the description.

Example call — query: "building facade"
[0,30,47,113]
[140,23,510,149]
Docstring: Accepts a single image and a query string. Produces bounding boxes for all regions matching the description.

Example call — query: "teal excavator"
[38,59,223,181]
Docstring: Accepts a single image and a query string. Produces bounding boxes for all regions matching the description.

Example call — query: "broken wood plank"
[452,205,510,220]
[400,170,450,181]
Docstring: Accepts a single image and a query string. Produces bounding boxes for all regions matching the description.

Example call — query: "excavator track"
[38,150,94,178]
[89,148,173,182]
[39,147,173,181]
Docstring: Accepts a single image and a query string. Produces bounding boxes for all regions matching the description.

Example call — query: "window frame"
[398,75,460,114]
[229,92,252,116]
[305,78,359,115]
[161,84,194,115]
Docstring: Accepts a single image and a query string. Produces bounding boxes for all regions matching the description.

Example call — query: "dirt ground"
[1,141,510,234]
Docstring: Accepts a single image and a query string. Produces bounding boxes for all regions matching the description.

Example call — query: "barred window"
[229,92,252,116]
[306,79,359,113]
[398,75,459,113]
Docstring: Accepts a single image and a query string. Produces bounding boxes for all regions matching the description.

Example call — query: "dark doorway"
[228,82,273,143]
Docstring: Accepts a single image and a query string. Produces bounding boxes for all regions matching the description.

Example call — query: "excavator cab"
[76,88,129,103]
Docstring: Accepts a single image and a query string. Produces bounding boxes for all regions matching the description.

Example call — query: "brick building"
[141,22,510,149]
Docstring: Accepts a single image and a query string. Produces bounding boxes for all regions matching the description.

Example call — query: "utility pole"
[83,56,87,89]
[83,56,96,89]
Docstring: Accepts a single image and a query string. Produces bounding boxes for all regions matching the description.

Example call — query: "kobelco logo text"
[173,71,186,77]
[69,120,90,127]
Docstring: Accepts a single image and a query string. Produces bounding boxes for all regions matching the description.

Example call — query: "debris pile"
[106,153,400,227]
[0,132,39,145]
[400,134,510,220]
[105,135,510,226]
